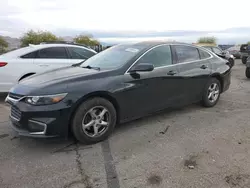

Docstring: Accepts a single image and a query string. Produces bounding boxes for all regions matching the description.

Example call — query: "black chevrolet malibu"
[5,41,231,144]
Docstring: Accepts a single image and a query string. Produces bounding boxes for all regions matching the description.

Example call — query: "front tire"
[72,97,117,144]
[245,67,250,78]
[201,78,221,107]
[242,56,247,64]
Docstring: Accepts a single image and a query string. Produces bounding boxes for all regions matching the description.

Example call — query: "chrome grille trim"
[10,106,21,121]
[8,93,24,100]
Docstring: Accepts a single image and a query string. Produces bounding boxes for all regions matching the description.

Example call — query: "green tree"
[20,30,61,47]
[197,36,217,44]
[0,37,8,54]
[247,41,250,44]
[73,34,100,46]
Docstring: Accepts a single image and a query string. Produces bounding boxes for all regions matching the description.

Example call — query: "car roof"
[35,43,97,52]
[118,40,197,50]
[193,43,217,47]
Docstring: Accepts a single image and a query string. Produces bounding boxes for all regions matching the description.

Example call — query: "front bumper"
[9,118,56,138]
[6,95,72,138]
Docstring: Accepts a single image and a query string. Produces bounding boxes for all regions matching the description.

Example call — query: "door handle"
[167,70,177,75]
[200,64,208,69]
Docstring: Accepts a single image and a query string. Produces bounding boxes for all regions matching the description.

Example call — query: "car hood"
[20,66,100,86]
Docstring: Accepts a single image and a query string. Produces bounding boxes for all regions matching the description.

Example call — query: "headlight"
[230,54,234,58]
[25,93,67,105]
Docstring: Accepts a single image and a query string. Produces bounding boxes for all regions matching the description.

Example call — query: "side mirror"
[129,63,154,73]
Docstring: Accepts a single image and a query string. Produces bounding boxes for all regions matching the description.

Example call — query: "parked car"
[5,41,231,144]
[240,44,250,64]
[0,42,97,92]
[245,56,250,78]
[195,44,235,67]
[218,45,234,51]
[227,46,241,59]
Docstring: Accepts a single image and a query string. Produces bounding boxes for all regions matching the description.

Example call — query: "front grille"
[11,106,22,121]
[9,93,24,100]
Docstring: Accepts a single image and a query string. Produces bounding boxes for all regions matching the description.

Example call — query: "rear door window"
[67,47,96,59]
[174,45,200,63]
[37,47,68,59]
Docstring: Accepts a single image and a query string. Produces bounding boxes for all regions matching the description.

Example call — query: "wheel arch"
[68,91,120,134]
[210,73,223,92]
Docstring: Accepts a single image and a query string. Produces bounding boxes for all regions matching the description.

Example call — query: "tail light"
[0,62,7,67]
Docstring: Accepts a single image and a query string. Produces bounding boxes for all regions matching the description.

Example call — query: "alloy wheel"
[82,106,110,137]
[208,83,219,103]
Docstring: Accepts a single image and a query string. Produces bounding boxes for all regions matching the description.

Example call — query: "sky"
[1,0,250,44]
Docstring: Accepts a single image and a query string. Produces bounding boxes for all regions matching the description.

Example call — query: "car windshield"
[80,44,143,70]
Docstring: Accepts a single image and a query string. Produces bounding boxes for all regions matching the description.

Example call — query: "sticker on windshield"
[125,48,139,53]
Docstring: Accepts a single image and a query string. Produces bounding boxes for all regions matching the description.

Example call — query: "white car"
[0,43,97,92]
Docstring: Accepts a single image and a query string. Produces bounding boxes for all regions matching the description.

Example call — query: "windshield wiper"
[72,60,85,67]
[82,65,100,71]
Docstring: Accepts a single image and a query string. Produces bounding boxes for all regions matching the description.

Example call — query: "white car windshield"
[81,44,143,70]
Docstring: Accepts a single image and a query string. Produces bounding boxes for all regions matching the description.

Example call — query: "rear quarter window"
[20,51,37,58]
[198,49,211,59]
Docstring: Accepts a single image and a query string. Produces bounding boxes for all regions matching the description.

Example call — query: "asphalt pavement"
[1,60,250,188]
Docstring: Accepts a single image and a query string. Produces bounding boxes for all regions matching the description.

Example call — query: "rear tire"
[201,78,221,107]
[71,97,117,144]
[245,67,250,78]
[242,56,247,64]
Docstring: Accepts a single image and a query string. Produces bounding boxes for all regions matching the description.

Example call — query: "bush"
[197,37,217,44]
[73,34,100,46]
[0,37,8,54]
[20,30,61,47]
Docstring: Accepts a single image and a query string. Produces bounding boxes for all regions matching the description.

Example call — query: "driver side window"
[136,45,172,68]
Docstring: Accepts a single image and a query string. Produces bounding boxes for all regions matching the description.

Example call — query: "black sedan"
[5,41,231,144]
